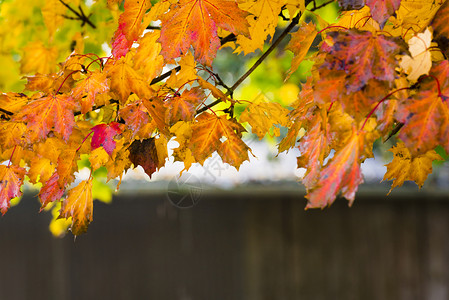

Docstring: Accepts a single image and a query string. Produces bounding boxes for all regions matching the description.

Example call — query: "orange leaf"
[111,0,152,58]
[285,22,317,79]
[396,89,449,155]
[59,178,93,236]
[0,165,26,215]
[305,128,363,209]
[106,56,153,103]
[16,94,77,142]
[39,172,64,210]
[189,113,249,167]
[321,30,405,93]
[72,71,109,114]
[159,0,250,65]
[165,87,205,125]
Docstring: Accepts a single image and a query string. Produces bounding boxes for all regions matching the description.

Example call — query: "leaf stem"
[7,145,17,167]
[359,87,411,132]
[76,131,93,152]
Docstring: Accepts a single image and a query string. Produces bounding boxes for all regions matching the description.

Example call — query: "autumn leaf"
[159,0,250,65]
[396,89,449,155]
[189,113,249,168]
[16,93,77,142]
[59,178,94,236]
[119,100,153,137]
[305,128,363,209]
[106,55,153,103]
[285,22,317,79]
[128,137,159,178]
[111,0,152,58]
[383,142,442,193]
[91,122,123,155]
[430,0,449,57]
[400,28,432,81]
[41,0,67,39]
[236,0,284,54]
[321,30,406,93]
[39,172,65,210]
[134,31,164,82]
[72,71,109,114]
[0,165,26,215]
[165,87,205,125]
[239,101,289,139]
[20,41,58,75]
[365,0,401,27]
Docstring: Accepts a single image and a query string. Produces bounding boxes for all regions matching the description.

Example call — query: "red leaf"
[39,172,64,210]
[321,30,405,93]
[366,0,401,27]
[0,165,26,215]
[91,122,122,155]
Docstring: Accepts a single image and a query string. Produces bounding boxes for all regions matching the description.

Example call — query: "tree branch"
[196,13,301,115]
[59,0,96,29]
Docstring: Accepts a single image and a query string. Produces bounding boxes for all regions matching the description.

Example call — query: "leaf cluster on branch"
[0,0,448,235]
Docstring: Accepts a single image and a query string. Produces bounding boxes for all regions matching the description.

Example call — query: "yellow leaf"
[239,100,289,139]
[236,0,284,54]
[28,157,55,184]
[20,41,59,75]
[89,147,110,171]
[383,142,443,194]
[285,22,317,79]
[59,178,93,236]
[106,55,153,103]
[134,31,164,82]
[41,0,66,39]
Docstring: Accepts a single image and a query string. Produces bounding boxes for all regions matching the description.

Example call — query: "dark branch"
[59,0,96,29]
[0,107,14,116]
[196,14,301,115]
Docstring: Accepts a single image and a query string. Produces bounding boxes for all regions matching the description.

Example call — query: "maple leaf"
[134,31,164,82]
[285,22,317,79]
[91,122,123,155]
[59,178,94,236]
[165,87,205,125]
[128,137,160,178]
[297,117,329,189]
[321,30,405,93]
[189,113,250,167]
[104,138,132,184]
[396,89,449,155]
[39,172,65,210]
[305,128,364,209]
[236,0,284,54]
[16,93,77,142]
[89,147,110,171]
[41,0,67,39]
[239,101,289,139]
[430,0,449,57]
[365,0,401,27]
[106,55,153,103]
[0,93,28,114]
[56,149,80,188]
[0,165,26,215]
[20,41,59,75]
[0,122,27,151]
[159,0,250,65]
[111,0,152,58]
[119,100,153,137]
[111,23,134,59]
[142,97,169,135]
[383,142,442,193]
[399,28,432,81]
[72,71,109,114]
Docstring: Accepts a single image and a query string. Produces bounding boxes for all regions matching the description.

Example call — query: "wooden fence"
[1,186,449,299]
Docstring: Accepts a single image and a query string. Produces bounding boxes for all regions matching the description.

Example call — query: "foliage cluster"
[0,0,448,235]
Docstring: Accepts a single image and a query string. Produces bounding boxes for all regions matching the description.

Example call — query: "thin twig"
[196,14,301,115]
[0,107,13,116]
[59,0,96,29]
